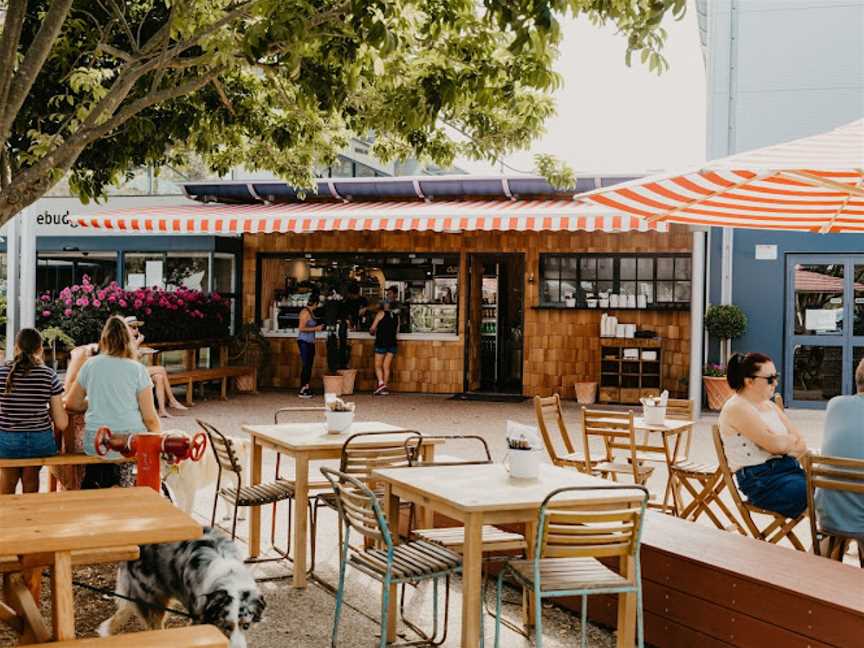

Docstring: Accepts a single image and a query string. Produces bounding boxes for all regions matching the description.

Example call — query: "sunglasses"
[750,374,778,385]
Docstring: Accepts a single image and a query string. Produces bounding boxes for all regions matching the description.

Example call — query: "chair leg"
[379,573,392,648]
[494,570,505,648]
[636,583,645,648]
[230,501,240,542]
[331,531,350,648]
[580,596,588,648]
[533,584,543,648]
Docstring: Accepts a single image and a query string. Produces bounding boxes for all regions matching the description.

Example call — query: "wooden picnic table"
[372,463,642,648]
[241,421,440,589]
[0,487,201,643]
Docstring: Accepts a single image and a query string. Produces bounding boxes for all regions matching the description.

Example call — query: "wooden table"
[372,463,642,648]
[0,487,201,643]
[242,421,439,589]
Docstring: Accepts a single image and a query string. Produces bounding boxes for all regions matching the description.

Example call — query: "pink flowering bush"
[37,275,230,344]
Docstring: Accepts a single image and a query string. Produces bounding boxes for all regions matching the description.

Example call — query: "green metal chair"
[494,484,650,648]
[322,466,462,648]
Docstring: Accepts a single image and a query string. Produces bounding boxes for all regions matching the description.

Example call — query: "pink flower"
[119,299,127,308]
[92,299,101,307]
[176,299,184,306]
[107,295,116,303]
[82,284,93,293]
[41,310,51,317]
[82,274,91,283]
[80,297,89,307]
[144,307,152,315]
[64,299,72,306]
[134,299,143,309]
[40,294,50,302]
[71,285,80,293]
[63,309,72,317]
[212,293,221,301]
[97,290,106,300]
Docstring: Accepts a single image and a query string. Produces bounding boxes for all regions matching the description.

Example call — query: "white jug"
[504,449,541,480]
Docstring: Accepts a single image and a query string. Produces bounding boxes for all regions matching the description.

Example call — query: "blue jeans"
[736,456,807,518]
[297,340,315,388]
[0,430,57,459]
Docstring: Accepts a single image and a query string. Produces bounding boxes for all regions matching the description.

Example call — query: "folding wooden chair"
[804,453,864,566]
[668,457,741,530]
[712,425,806,550]
[581,408,654,488]
[534,394,597,472]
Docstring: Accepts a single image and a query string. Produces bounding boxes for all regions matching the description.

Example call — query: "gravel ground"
[1,388,829,647]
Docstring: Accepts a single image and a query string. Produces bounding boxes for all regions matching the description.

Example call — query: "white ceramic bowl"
[325,410,354,434]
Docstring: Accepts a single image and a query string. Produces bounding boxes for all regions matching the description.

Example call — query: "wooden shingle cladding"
[242,226,692,397]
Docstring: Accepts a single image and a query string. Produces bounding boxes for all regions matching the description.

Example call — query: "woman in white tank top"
[718,352,808,519]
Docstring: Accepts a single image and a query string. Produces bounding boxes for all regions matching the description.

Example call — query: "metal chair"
[403,435,527,644]
[580,408,654,486]
[322,467,462,648]
[534,395,597,472]
[199,419,305,559]
[804,453,864,566]
[494,484,650,648]
[712,424,807,550]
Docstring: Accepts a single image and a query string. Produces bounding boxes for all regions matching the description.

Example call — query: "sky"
[455,4,707,176]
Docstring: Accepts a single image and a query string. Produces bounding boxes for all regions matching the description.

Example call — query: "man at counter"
[342,283,369,330]
[370,286,399,396]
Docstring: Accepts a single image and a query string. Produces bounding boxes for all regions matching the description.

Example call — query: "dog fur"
[98,528,265,648]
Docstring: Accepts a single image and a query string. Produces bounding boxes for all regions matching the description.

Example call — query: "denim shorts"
[735,455,807,519]
[0,430,58,459]
[374,346,398,356]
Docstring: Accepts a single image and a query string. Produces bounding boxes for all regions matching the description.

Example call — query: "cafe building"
[73,175,701,402]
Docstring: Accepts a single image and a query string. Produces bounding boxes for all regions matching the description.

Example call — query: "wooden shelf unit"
[599,338,662,404]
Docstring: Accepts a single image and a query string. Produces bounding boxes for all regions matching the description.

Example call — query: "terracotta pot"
[235,374,256,393]
[323,374,343,396]
[574,382,597,405]
[703,375,734,411]
[337,369,358,395]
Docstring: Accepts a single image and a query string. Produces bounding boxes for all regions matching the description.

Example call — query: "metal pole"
[19,207,36,329]
[5,216,19,358]
[689,230,707,420]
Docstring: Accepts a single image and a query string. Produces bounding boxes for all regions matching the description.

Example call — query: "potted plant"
[40,327,76,370]
[703,303,747,410]
[229,322,272,390]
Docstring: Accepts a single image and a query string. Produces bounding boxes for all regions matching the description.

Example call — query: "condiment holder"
[325,398,356,433]
[504,424,542,480]
[640,390,669,426]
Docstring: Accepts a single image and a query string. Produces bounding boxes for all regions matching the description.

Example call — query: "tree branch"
[0,0,75,150]
[0,0,27,112]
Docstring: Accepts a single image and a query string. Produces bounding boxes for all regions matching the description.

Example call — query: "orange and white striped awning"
[73,199,666,234]
[580,119,864,233]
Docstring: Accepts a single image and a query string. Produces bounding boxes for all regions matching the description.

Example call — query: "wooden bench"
[581,511,864,647]
[0,546,140,574]
[0,454,132,470]
[27,625,228,647]
[167,366,256,406]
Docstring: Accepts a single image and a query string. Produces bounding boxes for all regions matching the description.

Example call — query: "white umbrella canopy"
[580,119,864,233]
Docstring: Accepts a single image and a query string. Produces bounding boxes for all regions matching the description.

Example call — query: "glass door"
[785,256,864,407]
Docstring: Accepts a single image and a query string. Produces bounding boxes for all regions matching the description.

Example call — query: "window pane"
[675,257,691,280]
[597,258,614,279]
[597,281,614,295]
[580,280,596,295]
[580,257,596,279]
[620,258,636,280]
[854,265,864,336]
[541,280,560,303]
[637,258,654,279]
[125,253,164,289]
[213,254,235,293]
[657,257,674,279]
[542,256,560,277]
[793,345,842,402]
[561,280,579,301]
[37,252,117,295]
[638,281,654,303]
[794,264,843,335]
[166,253,209,291]
[674,281,691,302]
[620,281,637,297]
[656,281,674,302]
[560,257,579,279]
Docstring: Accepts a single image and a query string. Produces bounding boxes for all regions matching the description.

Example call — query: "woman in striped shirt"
[0,329,68,494]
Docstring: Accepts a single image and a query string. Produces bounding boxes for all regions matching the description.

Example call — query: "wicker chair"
[804,453,864,566]
[534,394,596,472]
[494,485,650,648]
[322,467,462,648]
[712,424,806,550]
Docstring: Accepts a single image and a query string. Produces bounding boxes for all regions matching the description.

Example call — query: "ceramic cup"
[504,449,541,480]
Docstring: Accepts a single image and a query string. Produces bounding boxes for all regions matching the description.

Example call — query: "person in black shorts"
[370,286,399,395]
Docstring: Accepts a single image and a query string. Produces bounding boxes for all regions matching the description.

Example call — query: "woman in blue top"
[65,316,161,460]
[0,329,68,494]
[297,293,324,398]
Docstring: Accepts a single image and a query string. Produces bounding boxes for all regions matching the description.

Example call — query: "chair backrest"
[665,398,694,420]
[534,394,576,465]
[321,466,391,545]
[804,453,864,553]
[273,406,327,424]
[712,423,760,534]
[198,419,243,476]
[339,430,421,486]
[536,485,649,565]
[405,435,492,467]
[581,408,640,480]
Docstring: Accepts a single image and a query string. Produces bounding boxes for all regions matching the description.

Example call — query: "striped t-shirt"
[0,363,63,432]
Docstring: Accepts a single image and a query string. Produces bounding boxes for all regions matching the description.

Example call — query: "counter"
[261,329,459,341]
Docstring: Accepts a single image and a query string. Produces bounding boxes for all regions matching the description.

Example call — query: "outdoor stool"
[712,425,807,550]
[804,453,864,566]
[534,395,598,472]
[199,419,315,564]
[322,467,462,648]
[494,484,650,648]
[404,435,528,644]
[668,459,742,531]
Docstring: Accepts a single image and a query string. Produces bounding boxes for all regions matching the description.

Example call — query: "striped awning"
[580,119,864,233]
[73,199,667,233]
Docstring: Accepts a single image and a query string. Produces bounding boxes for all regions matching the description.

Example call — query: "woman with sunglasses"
[718,352,808,518]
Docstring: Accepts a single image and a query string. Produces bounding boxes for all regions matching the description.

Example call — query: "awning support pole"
[690,230,707,420]
[19,209,36,330]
